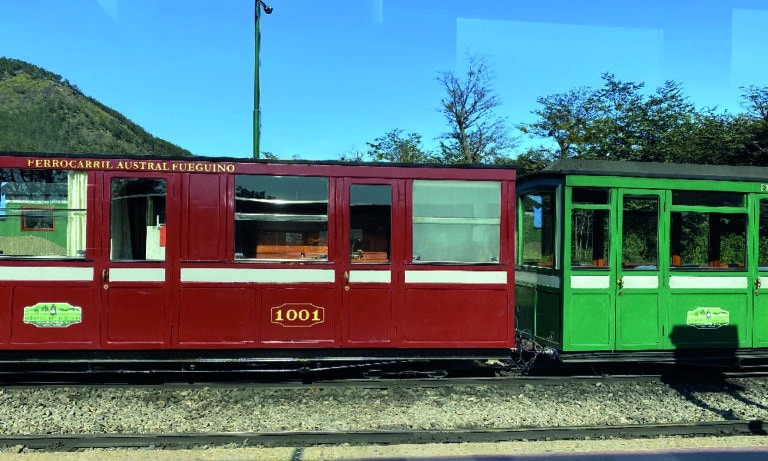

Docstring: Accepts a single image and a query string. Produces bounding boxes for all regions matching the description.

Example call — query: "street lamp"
[254,0,273,159]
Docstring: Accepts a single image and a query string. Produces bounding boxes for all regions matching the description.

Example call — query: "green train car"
[516,159,768,363]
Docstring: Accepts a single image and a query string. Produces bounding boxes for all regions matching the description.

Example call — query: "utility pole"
[254,0,273,159]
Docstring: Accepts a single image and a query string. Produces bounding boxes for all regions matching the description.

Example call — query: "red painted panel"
[178,287,256,345]
[402,288,511,345]
[261,288,337,344]
[346,287,391,343]
[0,286,10,344]
[184,174,225,261]
[105,288,165,344]
[11,286,97,346]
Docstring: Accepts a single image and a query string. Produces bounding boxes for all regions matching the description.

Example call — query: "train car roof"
[0,151,517,171]
[522,158,768,183]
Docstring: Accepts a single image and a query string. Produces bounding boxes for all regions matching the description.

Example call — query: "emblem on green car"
[686,307,729,330]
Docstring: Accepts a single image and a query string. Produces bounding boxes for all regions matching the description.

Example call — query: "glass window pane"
[622,196,658,270]
[0,169,87,258]
[235,175,329,261]
[671,211,746,269]
[519,191,555,267]
[412,180,500,263]
[111,178,166,261]
[571,208,609,269]
[572,187,609,205]
[350,184,391,264]
[760,201,768,268]
[672,191,744,207]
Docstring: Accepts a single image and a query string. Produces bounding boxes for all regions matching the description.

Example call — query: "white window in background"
[412,180,501,264]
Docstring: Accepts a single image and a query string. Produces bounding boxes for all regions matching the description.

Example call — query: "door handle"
[343,271,349,283]
[102,269,109,283]
[617,278,624,289]
[756,278,762,289]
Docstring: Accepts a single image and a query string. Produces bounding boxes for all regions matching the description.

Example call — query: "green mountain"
[0,57,191,156]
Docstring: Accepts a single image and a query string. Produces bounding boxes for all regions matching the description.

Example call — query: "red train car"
[0,152,517,371]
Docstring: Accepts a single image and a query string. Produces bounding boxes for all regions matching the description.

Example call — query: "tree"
[513,147,558,175]
[738,86,768,165]
[364,129,433,163]
[436,55,512,164]
[522,73,699,163]
[520,86,596,159]
[741,85,768,122]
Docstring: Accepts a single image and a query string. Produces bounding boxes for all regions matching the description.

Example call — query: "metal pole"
[254,1,272,159]
[253,0,261,159]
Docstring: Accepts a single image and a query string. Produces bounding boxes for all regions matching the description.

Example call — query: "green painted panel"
[616,293,659,348]
[514,284,535,337]
[515,284,563,349]
[535,290,562,348]
[755,289,768,347]
[668,293,750,348]
[565,292,613,350]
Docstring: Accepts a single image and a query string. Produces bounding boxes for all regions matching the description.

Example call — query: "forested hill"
[0,57,191,156]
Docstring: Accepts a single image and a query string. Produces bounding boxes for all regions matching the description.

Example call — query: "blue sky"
[2,0,768,160]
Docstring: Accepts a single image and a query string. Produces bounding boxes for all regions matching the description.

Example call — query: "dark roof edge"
[535,159,768,182]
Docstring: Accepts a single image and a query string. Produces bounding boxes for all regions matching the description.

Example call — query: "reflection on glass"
[350,184,391,264]
[234,175,329,261]
[520,191,555,268]
[111,178,167,261]
[571,208,609,269]
[0,169,87,258]
[622,196,658,270]
[760,201,768,268]
[412,180,500,263]
[671,211,746,269]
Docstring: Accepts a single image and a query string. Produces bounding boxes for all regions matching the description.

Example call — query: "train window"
[234,175,329,261]
[622,196,658,270]
[0,169,87,258]
[350,185,391,264]
[760,201,768,268]
[672,191,744,208]
[20,207,55,231]
[670,211,746,269]
[571,208,609,269]
[412,180,500,264]
[572,188,609,205]
[519,191,555,268]
[110,178,166,261]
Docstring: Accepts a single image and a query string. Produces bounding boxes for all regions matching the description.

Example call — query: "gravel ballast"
[0,377,766,435]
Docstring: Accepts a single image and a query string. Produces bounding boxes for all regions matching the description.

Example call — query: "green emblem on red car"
[23,303,82,328]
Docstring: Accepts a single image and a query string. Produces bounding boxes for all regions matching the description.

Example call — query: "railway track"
[2,361,768,388]
[0,367,765,456]
[2,420,765,453]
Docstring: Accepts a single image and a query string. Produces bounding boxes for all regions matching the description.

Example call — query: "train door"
[753,197,768,347]
[615,190,664,349]
[99,172,176,347]
[339,179,400,345]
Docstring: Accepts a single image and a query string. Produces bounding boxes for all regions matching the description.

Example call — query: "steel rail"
[3,420,766,453]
